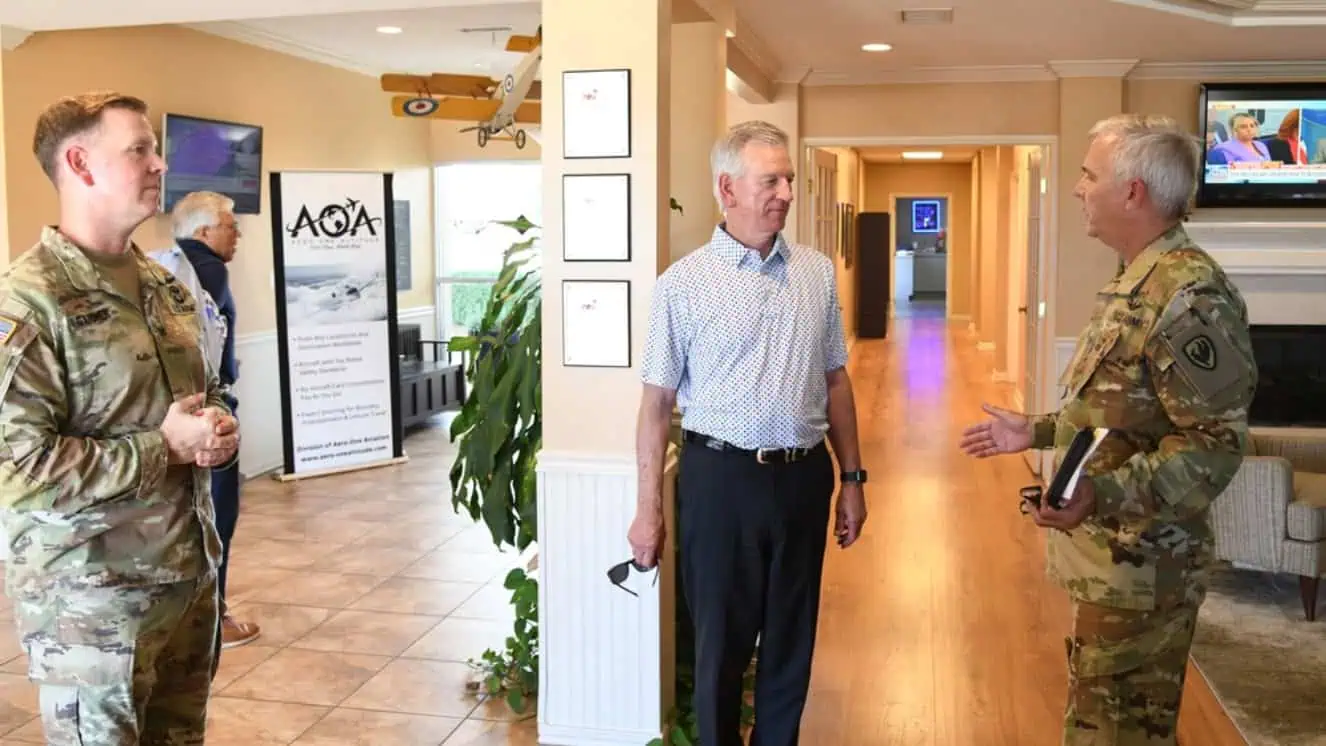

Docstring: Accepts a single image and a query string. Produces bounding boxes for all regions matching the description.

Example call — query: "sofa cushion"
[1288,471,1326,541]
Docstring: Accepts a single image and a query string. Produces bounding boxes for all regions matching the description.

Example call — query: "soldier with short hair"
[0,91,238,744]
[960,113,1257,745]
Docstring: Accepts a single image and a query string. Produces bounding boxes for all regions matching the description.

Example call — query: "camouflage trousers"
[13,574,220,746]
[1062,594,1204,746]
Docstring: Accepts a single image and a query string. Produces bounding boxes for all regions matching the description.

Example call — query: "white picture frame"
[562,173,631,262]
[562,280,631,368]
[562,69,632,159]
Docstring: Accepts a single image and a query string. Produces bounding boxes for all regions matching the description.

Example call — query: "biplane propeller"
[380,25,542,149]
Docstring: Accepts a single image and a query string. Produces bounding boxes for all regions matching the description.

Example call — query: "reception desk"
[895,250,947,299]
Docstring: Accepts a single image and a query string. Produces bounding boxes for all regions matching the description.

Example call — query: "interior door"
[808,147,838,257]
[1021,148,1044,477]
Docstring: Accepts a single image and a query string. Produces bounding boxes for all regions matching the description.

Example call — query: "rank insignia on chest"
[165,284,195,313]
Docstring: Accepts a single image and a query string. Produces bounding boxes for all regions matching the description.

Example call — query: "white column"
[668,20,726,264]
[536,1,676,744]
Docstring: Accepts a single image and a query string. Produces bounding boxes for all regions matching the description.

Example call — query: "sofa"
[1210,429,1326,621]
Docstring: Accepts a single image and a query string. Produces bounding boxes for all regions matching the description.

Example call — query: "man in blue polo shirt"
[630,120,867,746]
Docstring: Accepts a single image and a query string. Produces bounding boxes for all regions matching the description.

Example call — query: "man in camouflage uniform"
[0,92,239,744]
[960,113,1257,745]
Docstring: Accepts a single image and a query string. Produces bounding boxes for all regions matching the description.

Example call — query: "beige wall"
[861,161,975,319]
[823,147,862,340]
[2,25,436,335]
[802,82,1060,139]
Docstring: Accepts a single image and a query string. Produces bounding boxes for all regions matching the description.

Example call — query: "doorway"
[799,136,1059,479]
[890,193,951,318]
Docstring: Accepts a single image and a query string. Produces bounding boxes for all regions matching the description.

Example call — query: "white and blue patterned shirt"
[640,225,849,450]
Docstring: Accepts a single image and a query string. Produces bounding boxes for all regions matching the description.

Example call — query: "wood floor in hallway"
[797,306,1246,746]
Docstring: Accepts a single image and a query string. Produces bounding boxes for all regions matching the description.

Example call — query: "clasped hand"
[161,393,240,467]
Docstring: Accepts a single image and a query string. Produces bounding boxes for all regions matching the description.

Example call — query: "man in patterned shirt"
[629,120,866,746]
[960,114,1257,745]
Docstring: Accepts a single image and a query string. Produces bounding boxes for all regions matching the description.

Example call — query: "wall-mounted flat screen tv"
[1196,82,1326,209]
[160,113,263,215]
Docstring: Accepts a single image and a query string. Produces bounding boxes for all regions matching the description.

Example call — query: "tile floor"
[0,419,538,745]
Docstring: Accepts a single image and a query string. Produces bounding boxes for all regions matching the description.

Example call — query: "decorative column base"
[536,448,679,746]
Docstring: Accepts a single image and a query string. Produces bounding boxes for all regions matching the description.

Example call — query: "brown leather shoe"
[221,614,260,649]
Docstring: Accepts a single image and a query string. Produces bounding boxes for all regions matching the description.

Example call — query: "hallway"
[800,308,1072,744]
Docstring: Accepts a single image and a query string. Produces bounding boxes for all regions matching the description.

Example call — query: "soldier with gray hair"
[631,119,865,746]
[0,91,237,744]
[960,113,1257,744]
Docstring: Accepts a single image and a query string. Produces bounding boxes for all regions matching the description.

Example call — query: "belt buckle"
[756,447,772,464]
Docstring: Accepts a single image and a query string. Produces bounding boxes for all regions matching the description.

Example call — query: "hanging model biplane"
[380,26,541,149]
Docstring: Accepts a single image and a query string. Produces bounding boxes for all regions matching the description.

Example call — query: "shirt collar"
[40,225,165,292]
[705,224,791,267]
[1107,222,1191,295]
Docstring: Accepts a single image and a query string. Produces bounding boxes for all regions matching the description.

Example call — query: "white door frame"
[801,135,1061,422]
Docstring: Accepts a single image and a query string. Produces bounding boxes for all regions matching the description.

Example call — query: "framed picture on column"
[562,279,632,368]
[563,173,631,262]
[563,68,631,159]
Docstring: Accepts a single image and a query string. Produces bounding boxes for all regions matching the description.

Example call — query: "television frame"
[1195,81,1326,209]
[159,112,264,215]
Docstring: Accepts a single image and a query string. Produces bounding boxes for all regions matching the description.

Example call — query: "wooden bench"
[397,323,467,429]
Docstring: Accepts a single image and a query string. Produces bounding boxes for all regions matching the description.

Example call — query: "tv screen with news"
[160,113,263,215]
[1197,82,1326,209]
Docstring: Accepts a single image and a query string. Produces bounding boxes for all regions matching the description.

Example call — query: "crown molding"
[1127,59,1326,79]
[182,21,382,77]
[1110,0,1326,25]
[1,26,34,51]
[1047,58,1139,78]
[802,65,1058,87]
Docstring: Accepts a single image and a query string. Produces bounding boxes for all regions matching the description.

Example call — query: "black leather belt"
[682,430,822,464]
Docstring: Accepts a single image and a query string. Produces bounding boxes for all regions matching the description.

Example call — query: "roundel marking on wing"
[504,75,514,93]
[403,97,439,116]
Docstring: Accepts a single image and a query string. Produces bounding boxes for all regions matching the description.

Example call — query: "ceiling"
[857,147,978,164]
[4,0,1326,85]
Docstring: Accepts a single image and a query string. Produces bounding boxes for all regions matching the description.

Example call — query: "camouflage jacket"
[0,227,228,597]
[1031,224,1256,612]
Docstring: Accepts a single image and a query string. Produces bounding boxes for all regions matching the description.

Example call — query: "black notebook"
[1044,427,1110,510]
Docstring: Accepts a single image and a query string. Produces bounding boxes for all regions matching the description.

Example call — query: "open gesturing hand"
[959,403,1034,458]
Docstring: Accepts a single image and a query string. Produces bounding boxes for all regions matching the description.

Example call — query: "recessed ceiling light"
[861,42,892,52]
[376,25,403,34]
[902,151,944,160]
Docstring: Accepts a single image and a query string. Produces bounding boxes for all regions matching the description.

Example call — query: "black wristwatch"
[841,470,868,484]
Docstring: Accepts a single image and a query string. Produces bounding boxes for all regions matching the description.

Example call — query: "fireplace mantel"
[1183,217,1326,276]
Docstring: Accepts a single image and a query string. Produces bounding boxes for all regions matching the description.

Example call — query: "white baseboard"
[234,305,436,481]
[536,448,678,743]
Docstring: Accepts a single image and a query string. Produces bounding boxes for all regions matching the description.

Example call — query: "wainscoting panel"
[233,330,283,479]
[234,305,436,481]
[536,448,678,746]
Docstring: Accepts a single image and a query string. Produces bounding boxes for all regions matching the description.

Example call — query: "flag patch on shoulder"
[0,314,19,346]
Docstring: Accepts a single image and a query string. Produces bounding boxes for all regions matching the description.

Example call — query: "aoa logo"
[285,198,383,239]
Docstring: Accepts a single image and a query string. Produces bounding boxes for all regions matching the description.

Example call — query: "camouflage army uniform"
[0,227,228,745]
[1030,224,1256,745]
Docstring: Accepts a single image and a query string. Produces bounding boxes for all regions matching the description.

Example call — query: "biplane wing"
[390,96,541,125]
[380,73,542,102]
